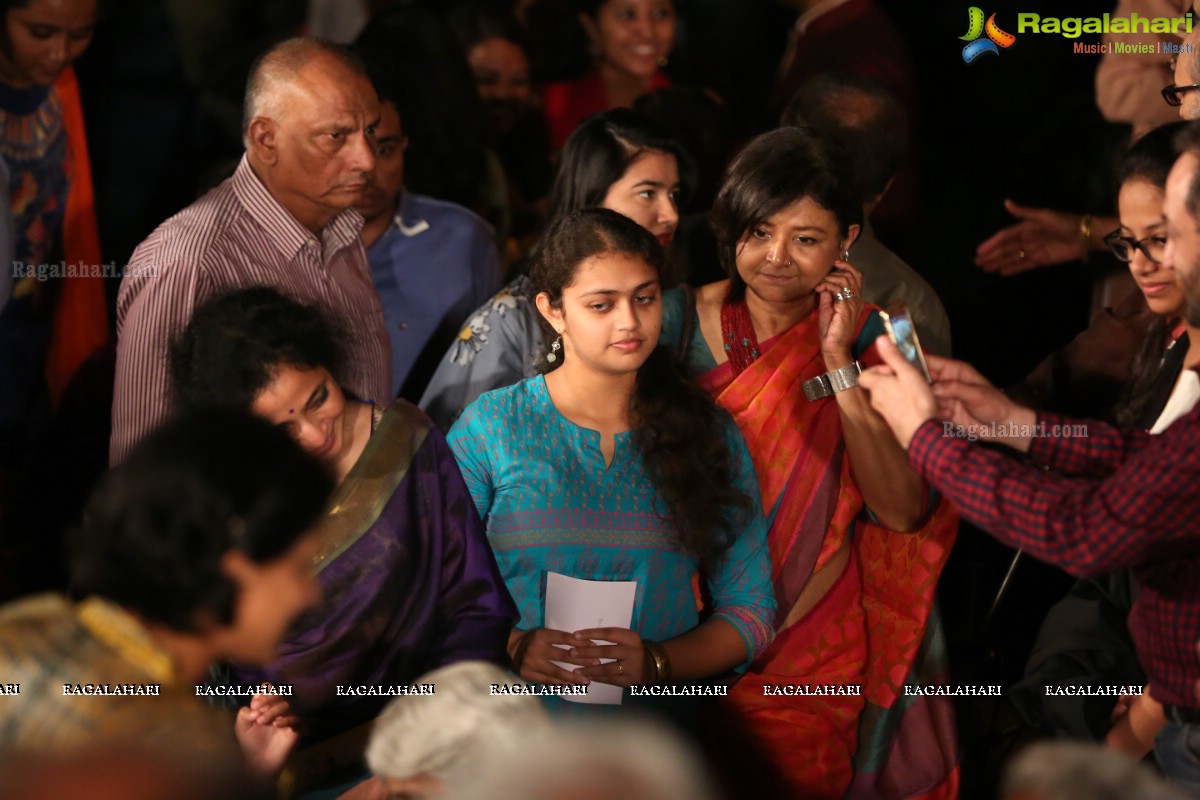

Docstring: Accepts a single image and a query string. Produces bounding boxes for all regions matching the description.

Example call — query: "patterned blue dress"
[0,80,68,426]
[447,374,776,673]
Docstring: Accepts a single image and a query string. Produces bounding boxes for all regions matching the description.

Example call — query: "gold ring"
[618,663,623,676]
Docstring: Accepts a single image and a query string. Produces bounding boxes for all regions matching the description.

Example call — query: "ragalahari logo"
[960,7,1017,63]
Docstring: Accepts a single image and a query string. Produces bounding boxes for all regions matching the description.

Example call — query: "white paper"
[544,572,638,705]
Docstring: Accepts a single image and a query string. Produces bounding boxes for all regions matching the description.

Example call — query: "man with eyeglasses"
[857,123,1200,793]
[1099,0,1194,136]
[1165,24,1200,120]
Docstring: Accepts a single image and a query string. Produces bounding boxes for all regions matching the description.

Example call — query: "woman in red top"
[542,0,675,152]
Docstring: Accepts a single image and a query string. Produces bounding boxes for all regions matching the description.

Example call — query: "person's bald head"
[243,38,371,141]
[782,73,908,212]
[242,38,381,233]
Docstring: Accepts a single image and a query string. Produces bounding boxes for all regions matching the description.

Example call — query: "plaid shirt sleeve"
[907,410,1200,577]
[1025,412,1153,479]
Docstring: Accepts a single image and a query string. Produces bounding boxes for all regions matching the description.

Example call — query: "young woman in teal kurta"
[449,374,773,661]
[447,208,775,694]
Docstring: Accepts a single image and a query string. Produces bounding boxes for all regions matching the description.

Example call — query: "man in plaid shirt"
[859,123,1200,791]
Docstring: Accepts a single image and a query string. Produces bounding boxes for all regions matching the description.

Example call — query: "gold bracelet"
[1079,214,1092,264]
[642,639,671,685]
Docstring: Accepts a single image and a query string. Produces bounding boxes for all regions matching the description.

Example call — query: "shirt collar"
[794,0,855,35]
[77,596,178,685]
[391,189,431,238]
[231,154,365,260]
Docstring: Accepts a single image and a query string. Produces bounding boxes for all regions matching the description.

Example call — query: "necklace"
[721,292,760,375]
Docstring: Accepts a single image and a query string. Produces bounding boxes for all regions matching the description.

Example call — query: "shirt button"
[399,322,408,330]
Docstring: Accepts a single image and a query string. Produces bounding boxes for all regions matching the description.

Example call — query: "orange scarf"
[43,66,107,405]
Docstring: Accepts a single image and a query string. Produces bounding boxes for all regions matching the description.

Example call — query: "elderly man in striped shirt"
[111,37,392,463]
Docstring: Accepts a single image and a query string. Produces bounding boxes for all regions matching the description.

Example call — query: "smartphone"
[879,302,931,382]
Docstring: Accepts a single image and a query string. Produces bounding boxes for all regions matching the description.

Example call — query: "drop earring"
[547,335,562,363]
[842,249,851,262]
[657,55,669,68]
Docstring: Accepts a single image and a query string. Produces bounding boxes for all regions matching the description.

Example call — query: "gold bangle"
[642,639,671,685]
[1079,214,1092,264]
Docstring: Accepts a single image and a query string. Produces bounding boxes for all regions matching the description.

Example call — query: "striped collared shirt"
[111,155,391,463]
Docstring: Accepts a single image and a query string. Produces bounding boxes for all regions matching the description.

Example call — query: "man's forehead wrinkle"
[273,78,375,128]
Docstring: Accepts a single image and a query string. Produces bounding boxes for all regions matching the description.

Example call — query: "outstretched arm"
[861,337,1194,576]
[975,201,1112,277]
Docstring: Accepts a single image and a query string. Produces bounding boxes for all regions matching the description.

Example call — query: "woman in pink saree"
[662,128,959,799]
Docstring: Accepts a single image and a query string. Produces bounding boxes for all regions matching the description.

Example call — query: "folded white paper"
[544,572,638,705]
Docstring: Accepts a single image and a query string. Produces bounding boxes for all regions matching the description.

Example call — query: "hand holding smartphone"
[879,302,931,382]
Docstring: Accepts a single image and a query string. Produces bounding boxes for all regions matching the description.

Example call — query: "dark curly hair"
[170,287,346,411]
[529,208,751,565]
[710,127,862,302]
[70,410,332,631]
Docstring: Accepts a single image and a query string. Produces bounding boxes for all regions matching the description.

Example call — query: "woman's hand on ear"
[816,259,864,370]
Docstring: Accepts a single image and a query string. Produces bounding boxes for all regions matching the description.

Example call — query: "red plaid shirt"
[908,397,1200,708]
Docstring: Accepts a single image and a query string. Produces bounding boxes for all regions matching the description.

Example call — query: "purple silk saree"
[232,400,517,743]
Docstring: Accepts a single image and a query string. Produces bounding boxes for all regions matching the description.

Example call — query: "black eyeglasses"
[1104,229,1166,264]
[1163,83,1200,106]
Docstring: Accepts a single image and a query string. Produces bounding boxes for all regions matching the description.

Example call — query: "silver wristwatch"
[803,361,861,401]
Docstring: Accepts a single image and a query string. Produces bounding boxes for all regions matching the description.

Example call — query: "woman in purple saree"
[169,287,517,782]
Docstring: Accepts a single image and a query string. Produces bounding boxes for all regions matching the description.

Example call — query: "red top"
[541,67,671,152]
[908,399,1200,708]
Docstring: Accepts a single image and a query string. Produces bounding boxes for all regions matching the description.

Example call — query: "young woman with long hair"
[420,106,693,430]
[447,207,774,694]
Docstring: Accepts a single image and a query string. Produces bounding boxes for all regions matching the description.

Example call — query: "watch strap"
[803,361,861,401]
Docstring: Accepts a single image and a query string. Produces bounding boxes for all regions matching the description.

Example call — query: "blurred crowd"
[1,1,1200,799]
